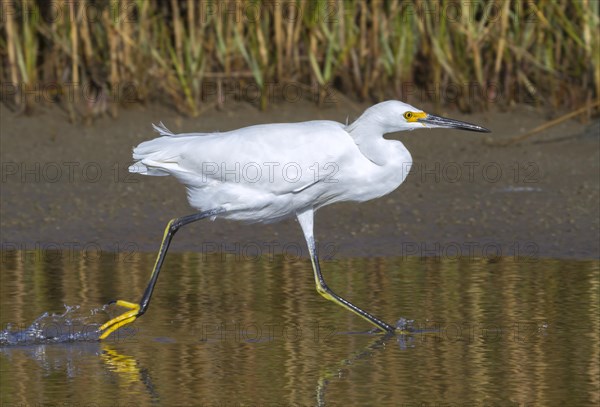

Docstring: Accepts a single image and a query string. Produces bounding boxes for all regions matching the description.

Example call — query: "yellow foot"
[99,300,141,340]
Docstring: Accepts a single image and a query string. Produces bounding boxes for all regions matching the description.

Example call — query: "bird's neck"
[347,121,395,166]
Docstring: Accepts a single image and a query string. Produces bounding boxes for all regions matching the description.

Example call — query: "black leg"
[296,208,395,334]
[99,208,224,339]
[308,240,396,333]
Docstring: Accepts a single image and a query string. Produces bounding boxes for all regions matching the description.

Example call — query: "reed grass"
[1,0,598,118]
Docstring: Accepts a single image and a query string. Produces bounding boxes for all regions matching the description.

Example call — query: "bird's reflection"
[101,344,160,403]
[0,339,159,404]
[315,319,437,406]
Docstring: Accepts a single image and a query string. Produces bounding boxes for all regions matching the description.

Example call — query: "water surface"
[1,250,598,406]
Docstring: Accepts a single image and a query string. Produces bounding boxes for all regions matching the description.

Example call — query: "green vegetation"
[2,0,598,118]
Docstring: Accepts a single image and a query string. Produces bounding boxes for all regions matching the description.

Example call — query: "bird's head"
[356,100,490,134]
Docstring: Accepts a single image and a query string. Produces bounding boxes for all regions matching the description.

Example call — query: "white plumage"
[129,101,424,223]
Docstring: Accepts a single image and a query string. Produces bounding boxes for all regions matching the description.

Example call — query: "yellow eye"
[404,112,413,120]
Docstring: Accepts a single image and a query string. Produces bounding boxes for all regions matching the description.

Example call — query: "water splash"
[0,305,106,346]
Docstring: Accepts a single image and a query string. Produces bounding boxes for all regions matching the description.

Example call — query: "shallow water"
[1,250,598,406]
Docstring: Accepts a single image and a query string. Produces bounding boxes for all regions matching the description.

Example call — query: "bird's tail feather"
[129,123,193,176]
[129,122,215,178]
[151,121,175,136]
[128,161,169,176]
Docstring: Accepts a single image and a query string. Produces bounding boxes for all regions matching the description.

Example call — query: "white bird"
[99,100,490,339]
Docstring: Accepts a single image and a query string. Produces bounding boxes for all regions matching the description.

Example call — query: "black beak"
[418,114,491,133]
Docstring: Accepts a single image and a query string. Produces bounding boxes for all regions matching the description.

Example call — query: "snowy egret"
[99,100,490,339]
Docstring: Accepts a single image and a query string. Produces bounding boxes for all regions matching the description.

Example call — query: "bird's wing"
[131,120,362,195]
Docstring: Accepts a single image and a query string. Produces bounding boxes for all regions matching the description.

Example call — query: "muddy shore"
[1,100,598,259]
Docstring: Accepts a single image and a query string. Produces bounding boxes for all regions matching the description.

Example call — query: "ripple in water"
[0,305,106,346]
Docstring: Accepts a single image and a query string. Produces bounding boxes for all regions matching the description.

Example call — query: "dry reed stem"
[489,100,600,147]
[4,1,20,108]
[1,0,597,118]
